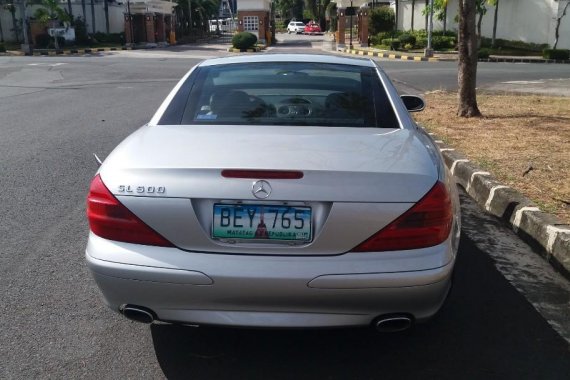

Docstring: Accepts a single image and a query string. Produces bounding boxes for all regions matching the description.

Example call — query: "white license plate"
[212,204,312,242]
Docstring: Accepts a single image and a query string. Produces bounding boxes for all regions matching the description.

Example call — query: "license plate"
[212,204,312,242]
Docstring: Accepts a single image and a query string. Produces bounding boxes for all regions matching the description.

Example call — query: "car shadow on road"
[150,235,570,380]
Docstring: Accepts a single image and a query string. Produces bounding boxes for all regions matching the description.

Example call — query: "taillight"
[351,181,453,252]
[86,175,174,247]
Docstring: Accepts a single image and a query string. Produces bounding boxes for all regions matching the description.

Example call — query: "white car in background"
[287,21,306,34]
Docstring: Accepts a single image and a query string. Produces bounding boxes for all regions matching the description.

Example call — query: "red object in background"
[304,22,322,34]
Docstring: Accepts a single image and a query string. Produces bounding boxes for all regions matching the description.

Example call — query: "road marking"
[450,159,469,175]
[485,185,509,211]
[27,63,68,67]
[501,80,545,84]
[513,206,541,229]
[466,171,490,192]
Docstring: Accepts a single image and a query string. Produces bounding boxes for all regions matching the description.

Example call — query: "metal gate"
[209,0,237,44]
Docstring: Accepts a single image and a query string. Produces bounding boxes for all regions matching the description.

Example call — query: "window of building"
[243,16,259,31]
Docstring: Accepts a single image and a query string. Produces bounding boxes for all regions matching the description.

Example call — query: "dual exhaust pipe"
[120,305,414,332]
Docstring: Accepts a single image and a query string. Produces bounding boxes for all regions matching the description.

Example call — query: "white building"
[397,0,570,49]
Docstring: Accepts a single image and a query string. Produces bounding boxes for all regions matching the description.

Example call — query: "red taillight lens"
[351,182,453,252]
[86,175,174,247]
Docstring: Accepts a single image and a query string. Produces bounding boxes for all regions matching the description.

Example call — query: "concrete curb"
[227,46,266,53]
[29,47,132,56]
[343,48,441,62]
[343,47,570,64]
[426,132,570,278]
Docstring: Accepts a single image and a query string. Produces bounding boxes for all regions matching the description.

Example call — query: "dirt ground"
[414,91,570,224]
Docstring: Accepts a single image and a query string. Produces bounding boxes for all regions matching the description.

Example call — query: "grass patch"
[415,91,570,224]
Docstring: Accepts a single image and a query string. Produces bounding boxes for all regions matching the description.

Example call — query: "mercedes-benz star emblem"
[252,180,272,199]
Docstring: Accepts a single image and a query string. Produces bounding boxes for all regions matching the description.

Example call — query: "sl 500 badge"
[118,185,166,194]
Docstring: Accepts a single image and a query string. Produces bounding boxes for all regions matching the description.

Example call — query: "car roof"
[198,54,377,68]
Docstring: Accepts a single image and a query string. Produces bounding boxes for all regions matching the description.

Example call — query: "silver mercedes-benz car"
[86,54,460,332]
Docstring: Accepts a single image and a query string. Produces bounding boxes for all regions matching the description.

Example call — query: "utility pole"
[18,0,31,54]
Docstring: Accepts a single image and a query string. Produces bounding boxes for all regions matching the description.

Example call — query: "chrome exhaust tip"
[121,305,155,324]
[373,315,413,333]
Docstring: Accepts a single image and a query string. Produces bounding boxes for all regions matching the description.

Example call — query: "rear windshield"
[159,62,399,129]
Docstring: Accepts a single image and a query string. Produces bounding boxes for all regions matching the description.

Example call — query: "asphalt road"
[1,43,570,379]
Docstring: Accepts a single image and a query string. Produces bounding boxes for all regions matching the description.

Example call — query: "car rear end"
[85,55,459,329]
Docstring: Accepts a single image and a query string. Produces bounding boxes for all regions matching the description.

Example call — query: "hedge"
[232,32,257,49]
[543,49,570,60]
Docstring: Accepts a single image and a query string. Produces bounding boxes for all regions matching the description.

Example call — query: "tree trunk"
[425,0,428,30]
[0,15,4,43]
[81,0,87,23]
[395,0,399,32]
[66,0,73,20]
[10,8,20,43]
[457,0,481,118]
[553,1,569,50]
[443,2,447,34]
[90,0,96,34]
[491,0,499,47]
[411,0,415,31]
[104,0,110,34]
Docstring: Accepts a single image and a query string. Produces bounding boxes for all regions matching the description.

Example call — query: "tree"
[175,0,220,37]
[491,0,499,47]
[369,6,395,35]
[411,0,415,31]
[34,0,71,49]
[475,0,488,45]
[80,0,86,28]
[89,0,95,34]
[457,0,481,117]
[103,0,109,34]
[275,0,303,20]
[553,0,569,49]
[325,1,337,32]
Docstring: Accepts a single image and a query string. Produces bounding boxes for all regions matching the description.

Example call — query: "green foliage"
[303,9,313,19]
[93,32,124,44]
[431,35,456,50]
[275,0,304,20]
[543,49,570,60]
[0,43,6,53]
[478,47,491,59]
[481,37,549,52]
[398,33,416,46]
[275,20,286,32]
[73,17,89,44]
[232,32,257,49]
[381,38,401,50]
[34,0,71,24]
[369,6,395,35]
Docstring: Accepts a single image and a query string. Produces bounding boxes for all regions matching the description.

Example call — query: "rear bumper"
[86,234,455,327]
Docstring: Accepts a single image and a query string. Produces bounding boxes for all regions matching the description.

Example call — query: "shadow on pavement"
[151,235,570,380]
